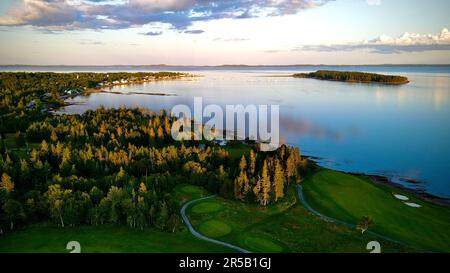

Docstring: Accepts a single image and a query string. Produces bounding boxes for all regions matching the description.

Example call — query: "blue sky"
[0,0,449,65]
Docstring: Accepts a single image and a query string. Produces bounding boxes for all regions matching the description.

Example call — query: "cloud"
[79,39,104,45]
[213,37,249,42]
[141,31,163,36]
[297,28,450,54]
[264,49,281,53]
[184,29,204,34]
[0,0,333,31]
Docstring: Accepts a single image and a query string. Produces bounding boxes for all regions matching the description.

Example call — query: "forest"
[293,70,409,85]
[0,72,307,234]
[0,72,189,133]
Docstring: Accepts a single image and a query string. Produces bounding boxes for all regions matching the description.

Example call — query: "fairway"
[173,184,207,203]
[191,201,224,214]
[199,220,232,238]
[0,225,232,253]
[179,185,204,194]
[186,188,412,253]
[303,169,450,252]
[243,236,283,253]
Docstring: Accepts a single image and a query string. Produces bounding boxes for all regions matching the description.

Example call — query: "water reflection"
[60,69,450,198]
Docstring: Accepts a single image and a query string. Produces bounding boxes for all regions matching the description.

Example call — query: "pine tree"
[252,178,262,205]
[260,160,271,206]
[50,130,58,142]
[0,173,14,193]
[234,171,249,200]
[234,155,250,200]
[286,152,296,184]
[157,126,164,140]
[239,155,247,172]
[273,159,285,201]
[248,150,256,176]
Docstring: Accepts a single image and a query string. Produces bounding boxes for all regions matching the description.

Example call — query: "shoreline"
[54,79,446,208]
[362,173,450,207]
[264,74,410,85]
[87,89,177,96]
[303,156,450,208]
[297,77,410,85]
[293,75,409,85]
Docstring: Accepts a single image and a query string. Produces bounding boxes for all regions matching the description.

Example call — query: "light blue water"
[2,65,450,198]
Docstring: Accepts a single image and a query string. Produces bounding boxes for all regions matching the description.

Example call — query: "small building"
[217,140,228,147]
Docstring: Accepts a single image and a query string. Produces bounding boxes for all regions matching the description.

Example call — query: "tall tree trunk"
[60,213,65,228]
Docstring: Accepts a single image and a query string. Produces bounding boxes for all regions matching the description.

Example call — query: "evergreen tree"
[2,199,24,230]
[0,173,14,193]
[273,159,285,201]
[260,160,271,206]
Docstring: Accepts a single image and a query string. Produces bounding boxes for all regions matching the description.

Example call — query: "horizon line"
[1,64,450,67]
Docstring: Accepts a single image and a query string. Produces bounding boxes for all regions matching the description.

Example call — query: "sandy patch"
[393,193,409,201]
[404,202,422,208]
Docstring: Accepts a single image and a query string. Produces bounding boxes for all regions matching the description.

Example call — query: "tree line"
[293,70,409,85]
[0,72,188,133]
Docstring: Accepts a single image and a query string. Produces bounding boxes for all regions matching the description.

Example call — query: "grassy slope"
[303,169,450,252]
[0,184,232,253]
[223,142,253,160]
[0,225,231,253]
[187,187,411,253]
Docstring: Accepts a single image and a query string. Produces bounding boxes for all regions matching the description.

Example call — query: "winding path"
[180,195,251,253]
[296,185,414,249]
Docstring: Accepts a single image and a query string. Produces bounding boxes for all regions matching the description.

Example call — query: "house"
[217,140,228,147]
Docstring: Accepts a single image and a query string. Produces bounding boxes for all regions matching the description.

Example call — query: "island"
[293,70,409,85]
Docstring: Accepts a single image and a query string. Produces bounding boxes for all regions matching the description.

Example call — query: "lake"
[3,65,450,198]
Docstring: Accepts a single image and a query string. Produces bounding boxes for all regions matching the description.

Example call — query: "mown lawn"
[0,225,231,253]
[303,169,450,252]
[223,142,253,160]
[186,187,412,253]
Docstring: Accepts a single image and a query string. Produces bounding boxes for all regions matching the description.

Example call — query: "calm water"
[3,65,450,198]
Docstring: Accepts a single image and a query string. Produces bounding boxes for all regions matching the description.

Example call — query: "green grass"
[0,224,232,253]
[173,184,208,204]
[243,236,283,253]
[191,201,223,214]
[303,169,450,252]
[0,184,232,253]
[186,187,411,253]
[199,220,232,238]
[3,133,40,151]
[223,142,253,160]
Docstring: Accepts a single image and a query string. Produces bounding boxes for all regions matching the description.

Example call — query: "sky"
[0,0,449,65]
